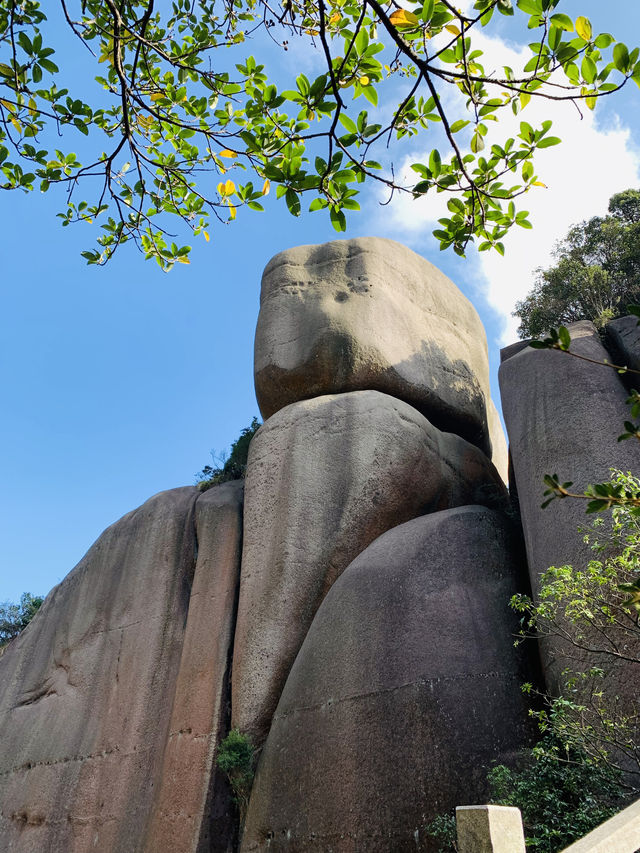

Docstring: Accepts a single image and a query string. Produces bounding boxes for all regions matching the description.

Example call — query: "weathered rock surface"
[231,390,508,746]
[499,320,640,695]
[241,507,533,852]
[144,481,243,853]
[0,483,243,853]
[254,237,493,454]
[487,398,508,484]
[607,314,640,374]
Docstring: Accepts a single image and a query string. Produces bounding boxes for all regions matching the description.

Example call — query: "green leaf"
[613,43,630,72]
[537,136,561,148]
[330,207,346,231]
[550,14,573,32]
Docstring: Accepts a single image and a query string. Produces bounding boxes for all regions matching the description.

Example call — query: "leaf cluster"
[488,734,626,853]
[515,189,640,338]
[1,1,638,267]
[0,591,44,648]
[196,416,261,490]
[216,728,256,825]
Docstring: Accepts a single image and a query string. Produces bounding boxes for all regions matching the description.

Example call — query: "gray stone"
[144,481,243,853]
[0,484,243,853]
[241,507,533,852]
[487,399,508,484]
[499,320,640,696]
[254,237,493,454]
[456,805,526,853]
[232,391,507,746]
[607,314,640,374]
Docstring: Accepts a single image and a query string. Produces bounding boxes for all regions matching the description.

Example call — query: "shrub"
[488,735,626,853]
[216,728,256,828]
[196,417,261,491]
[0,592,44,648]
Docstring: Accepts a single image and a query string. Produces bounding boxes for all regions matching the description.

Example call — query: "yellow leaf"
[533,180,547,188]
[0,98,15,113]
[359,75,370,86]
[217,181,226,195]
[219,149,238,159]
[262,179,271,195]
[10,116,22,133]
[586,94,597,110]
[228,203,237,220]
[150,92,164,102]
[304,28,319,35]
[520,92,531,109]
[177,256,190,264]
[575,16,592,42]
[445,24,460,36]
[330,11,341,24]
[224,179,236,195]
[389,9,419,27]
[204,231,210,242]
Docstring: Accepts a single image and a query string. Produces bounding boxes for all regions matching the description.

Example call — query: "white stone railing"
[456,800,640,853]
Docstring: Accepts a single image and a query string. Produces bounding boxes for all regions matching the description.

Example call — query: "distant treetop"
[514,188,640,339]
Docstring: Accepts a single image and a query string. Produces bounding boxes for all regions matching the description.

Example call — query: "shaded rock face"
[607,314,640,374]
[241,507,533,853]
[499,320,640,697]
[231,389,508,747]
[0,483,243,853]
[254,237,492,455]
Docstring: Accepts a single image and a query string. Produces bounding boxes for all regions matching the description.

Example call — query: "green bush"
[216,728,256,827]
[488,735,626,853]
[0,592,44,648]
[196,417,261,491]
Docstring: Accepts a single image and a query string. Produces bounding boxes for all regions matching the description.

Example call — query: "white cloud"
[375,26,640,344]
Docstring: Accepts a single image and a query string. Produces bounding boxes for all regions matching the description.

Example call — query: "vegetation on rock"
[515,189,640,338]
[196,416,260,490]
[513,472,640,780]
[1,2,639,268]
[0,592,44,649]
[216,728,256,829]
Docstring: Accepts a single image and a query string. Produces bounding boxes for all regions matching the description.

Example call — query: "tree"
[512,471,640,780]
[0,592,44,647]
[1,1,639,269]
[515,189,640,338]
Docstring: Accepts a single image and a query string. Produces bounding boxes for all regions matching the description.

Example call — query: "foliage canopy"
[1,1,639,268]
[515,189,640,338]
[196,415,260,489]
[0,592,44,647]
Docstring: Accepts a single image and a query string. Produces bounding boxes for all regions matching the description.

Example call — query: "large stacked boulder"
[0,483,243,853]
[231,390,508,745]
[241,507,533,852]
[254,237,494,457]
[0,237,521,853]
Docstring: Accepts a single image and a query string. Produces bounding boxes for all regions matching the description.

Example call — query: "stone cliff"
[1,237,637,852]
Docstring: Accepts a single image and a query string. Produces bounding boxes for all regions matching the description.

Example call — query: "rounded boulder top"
[254,236,492,454]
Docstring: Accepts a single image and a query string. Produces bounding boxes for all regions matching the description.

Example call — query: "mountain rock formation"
[3,238,635,852]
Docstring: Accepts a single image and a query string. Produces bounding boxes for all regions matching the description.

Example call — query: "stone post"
[456,804,526,853]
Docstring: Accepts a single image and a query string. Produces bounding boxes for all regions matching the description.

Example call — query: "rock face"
[144,481,243,853]
[231,389,508,746]
[487,398,509,484]
[241,507,533,852]
[0,484,243,853]
[254,237,493,455]
[607,314,640,373]
[499,320,640,695]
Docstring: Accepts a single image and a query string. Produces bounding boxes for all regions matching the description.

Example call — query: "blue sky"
[2,0,640,603]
